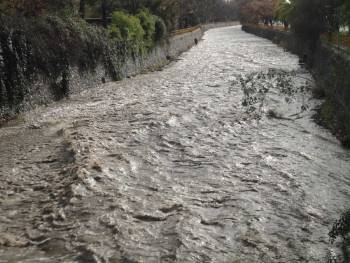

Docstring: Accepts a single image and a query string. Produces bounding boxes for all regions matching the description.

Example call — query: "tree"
[338,0,350,34]
[275,0,294,28]
[79,0,86,18]
[0,0,76,16]
[289,0,344,44]
[0,0,46,16]
[101,0,108,27]
[240,0,278,24]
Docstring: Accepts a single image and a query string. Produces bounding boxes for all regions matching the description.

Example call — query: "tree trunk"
[101,0,107,28]
[79,0,85,19]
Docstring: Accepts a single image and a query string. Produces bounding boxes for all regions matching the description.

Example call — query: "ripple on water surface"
[0,25,350,262]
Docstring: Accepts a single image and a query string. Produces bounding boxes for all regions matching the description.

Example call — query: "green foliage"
[289,0,325,44]
[137,9,156,48]
[108,11,145,53]
[0,0,75,17]
[0,2,7,13]
[338,3,349,28]
[28,15,108,76]
[285,0,349,45]
[154,17,167,41]
[111,11,144,42]
[180,12,200,28]
[108,10,166,53]
[320,100,335,126]
[85,0,239,31]
[108,25,123,41]
[275,0,293,21]
[137,9,167,45]
[1,0,240,30]
[0,15,127,119]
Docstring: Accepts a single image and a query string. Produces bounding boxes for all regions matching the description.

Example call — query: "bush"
[330,210,350,243]
[0,0,74,17]
[154,17,167,41]
[288,0,346,46]
[108,10,167,53]
[136,9,156,48]
[0,15,127,118]
[0,0,45,16]
[108,24,123,42]
[289,0,325,45]
[24,15,111,78]
[180,12,200,28]
[329,209,350,262]
[109,11,144,51]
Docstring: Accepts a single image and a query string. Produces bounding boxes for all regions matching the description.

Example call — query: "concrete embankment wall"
[242,24,350,146]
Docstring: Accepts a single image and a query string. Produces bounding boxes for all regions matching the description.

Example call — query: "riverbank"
[1,26,350,262]
[242,24,350,147]
[0,17,238,123]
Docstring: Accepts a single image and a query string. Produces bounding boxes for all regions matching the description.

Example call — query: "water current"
[1,26,350,263]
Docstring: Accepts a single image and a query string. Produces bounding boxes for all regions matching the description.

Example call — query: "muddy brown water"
[1,26,350,263]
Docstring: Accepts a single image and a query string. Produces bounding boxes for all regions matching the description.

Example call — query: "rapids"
[1,26,350,262]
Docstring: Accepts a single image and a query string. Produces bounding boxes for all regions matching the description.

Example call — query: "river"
[1,25,350,263]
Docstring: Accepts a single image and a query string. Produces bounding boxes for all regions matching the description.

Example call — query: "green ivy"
[108,10,167,55]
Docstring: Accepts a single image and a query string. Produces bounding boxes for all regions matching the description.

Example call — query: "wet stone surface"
[1,26,350,262]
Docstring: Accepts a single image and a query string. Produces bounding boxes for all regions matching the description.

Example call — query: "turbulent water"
[1,26,350,263]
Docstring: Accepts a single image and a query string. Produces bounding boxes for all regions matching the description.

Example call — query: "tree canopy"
[0,0,241,31]
[240,0,278,24]
[240,0,350,43]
